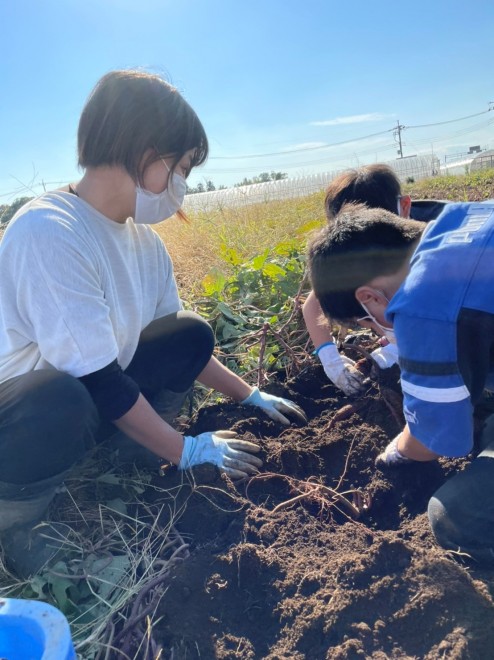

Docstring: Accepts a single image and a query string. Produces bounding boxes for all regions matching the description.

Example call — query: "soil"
[143,347,494,659]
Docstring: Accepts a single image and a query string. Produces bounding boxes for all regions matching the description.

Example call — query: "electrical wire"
[209,128,396,159]
[406,108,492,130]
[1,107,492,198]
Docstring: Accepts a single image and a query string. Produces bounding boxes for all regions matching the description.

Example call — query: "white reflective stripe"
[401,379,470,403]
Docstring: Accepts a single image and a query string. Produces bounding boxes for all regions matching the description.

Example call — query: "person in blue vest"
[308,200,494,564]
[302,163,448,396]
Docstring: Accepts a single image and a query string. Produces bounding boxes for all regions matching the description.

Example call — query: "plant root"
[247,472,371,521]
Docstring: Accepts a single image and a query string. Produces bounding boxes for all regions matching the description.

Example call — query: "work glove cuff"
[371,343,399,369]
[317,343,364,395]
[376,434,412,466]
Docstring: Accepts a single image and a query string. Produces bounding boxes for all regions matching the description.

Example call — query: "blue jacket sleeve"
[394,314,473,457]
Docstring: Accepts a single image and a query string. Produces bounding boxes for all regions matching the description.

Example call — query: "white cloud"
[310,113,393,127]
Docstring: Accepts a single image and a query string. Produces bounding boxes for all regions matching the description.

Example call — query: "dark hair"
[325,164,402,220]
[77,70,208,183]
[308,203,423,323]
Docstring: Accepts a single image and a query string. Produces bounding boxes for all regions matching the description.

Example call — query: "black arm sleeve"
[79,360,140,421]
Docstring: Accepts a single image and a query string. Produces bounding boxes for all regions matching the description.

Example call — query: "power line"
[203,142,399,174]
[1,106,492,198]
[406,108,492,130]
[210,108,492,160]
[209,128,395,159]
[402,117,494,148]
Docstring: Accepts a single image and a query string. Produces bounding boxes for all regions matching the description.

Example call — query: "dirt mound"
[144,358,494,659]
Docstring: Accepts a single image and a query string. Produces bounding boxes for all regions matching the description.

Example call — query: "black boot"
[0,474,69,579]
[105,388,191,469]
[152,387,191,425]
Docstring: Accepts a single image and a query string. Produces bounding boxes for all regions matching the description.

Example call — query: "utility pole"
[394,120,405,159]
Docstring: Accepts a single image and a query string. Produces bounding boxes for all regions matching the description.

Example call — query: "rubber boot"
[0,472,70,579]
[152,387,191,425]
[107,388,191,469]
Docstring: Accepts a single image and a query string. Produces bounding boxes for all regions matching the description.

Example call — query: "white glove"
[317,343,365,396]
[370,342,399,369]
[179,430,262,480]
[375,434,412,467]
[241,387,307,425]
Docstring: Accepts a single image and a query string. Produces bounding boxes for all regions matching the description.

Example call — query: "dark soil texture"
[145,350,494,659]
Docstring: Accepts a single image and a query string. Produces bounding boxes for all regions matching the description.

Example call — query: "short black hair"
[308,203,423,323]
[325,164,402,220]
[78,70,208,183]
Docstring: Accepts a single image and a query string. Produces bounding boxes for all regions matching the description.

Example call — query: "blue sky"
[1,0,493,199]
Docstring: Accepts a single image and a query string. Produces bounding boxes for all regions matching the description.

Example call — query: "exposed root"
[246,472,372,521]
[379,384,405,430]
[322,403,363,433]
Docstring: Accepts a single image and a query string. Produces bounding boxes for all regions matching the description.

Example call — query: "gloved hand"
[317,343,365,396]
[179,430,262,479]
[375,434,413,467]
[241,387,307,425]
[370,342,399,369]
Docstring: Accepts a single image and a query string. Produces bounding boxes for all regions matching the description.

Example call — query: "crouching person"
[308,200,494,565]
[0,70,305,579]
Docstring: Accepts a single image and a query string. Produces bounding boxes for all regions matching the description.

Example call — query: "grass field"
[153,191,325,297]
[158,168,494,302]
[404,167,494,203]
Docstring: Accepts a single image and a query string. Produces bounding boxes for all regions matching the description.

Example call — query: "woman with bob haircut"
[0,69,305,578]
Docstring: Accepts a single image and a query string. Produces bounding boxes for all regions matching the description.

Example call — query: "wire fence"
[183,154,442,213]
[470,151,494,172]
[1,153,486,224]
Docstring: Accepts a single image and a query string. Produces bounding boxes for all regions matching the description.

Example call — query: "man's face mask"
[357,290,396,344]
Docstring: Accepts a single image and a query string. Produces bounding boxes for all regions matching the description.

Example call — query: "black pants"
[428,414,494,564]
[0,311,214,485]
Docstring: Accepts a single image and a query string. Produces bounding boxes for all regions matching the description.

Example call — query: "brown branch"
[334,432,358,493]
[257,322,270,388]
[114,543,189,646]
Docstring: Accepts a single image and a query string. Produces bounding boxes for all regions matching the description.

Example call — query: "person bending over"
[308,200,494,565]
[302,164,412,396]
[304,164,450,397]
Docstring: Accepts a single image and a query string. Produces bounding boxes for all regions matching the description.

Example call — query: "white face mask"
[134,162,187,224]
[357,291,396,344]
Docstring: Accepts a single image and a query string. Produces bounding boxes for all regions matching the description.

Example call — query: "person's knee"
[178,311,215,356]
[144,311,215,361]
[427,464,478,552]
[428,496,460,550]
[428,493,494,565]
[130,312,215,393]
[36,372,97,430]
[173,312,215,383]
[428,456,494,562]
[0,372,98,484]
[25,372,98,463]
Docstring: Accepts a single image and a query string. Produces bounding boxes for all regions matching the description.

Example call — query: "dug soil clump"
[147,355,494,659]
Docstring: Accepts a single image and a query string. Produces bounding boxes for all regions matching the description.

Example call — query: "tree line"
[0,197,33,225]
[0,171,289,223]
[186,171,287,195]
